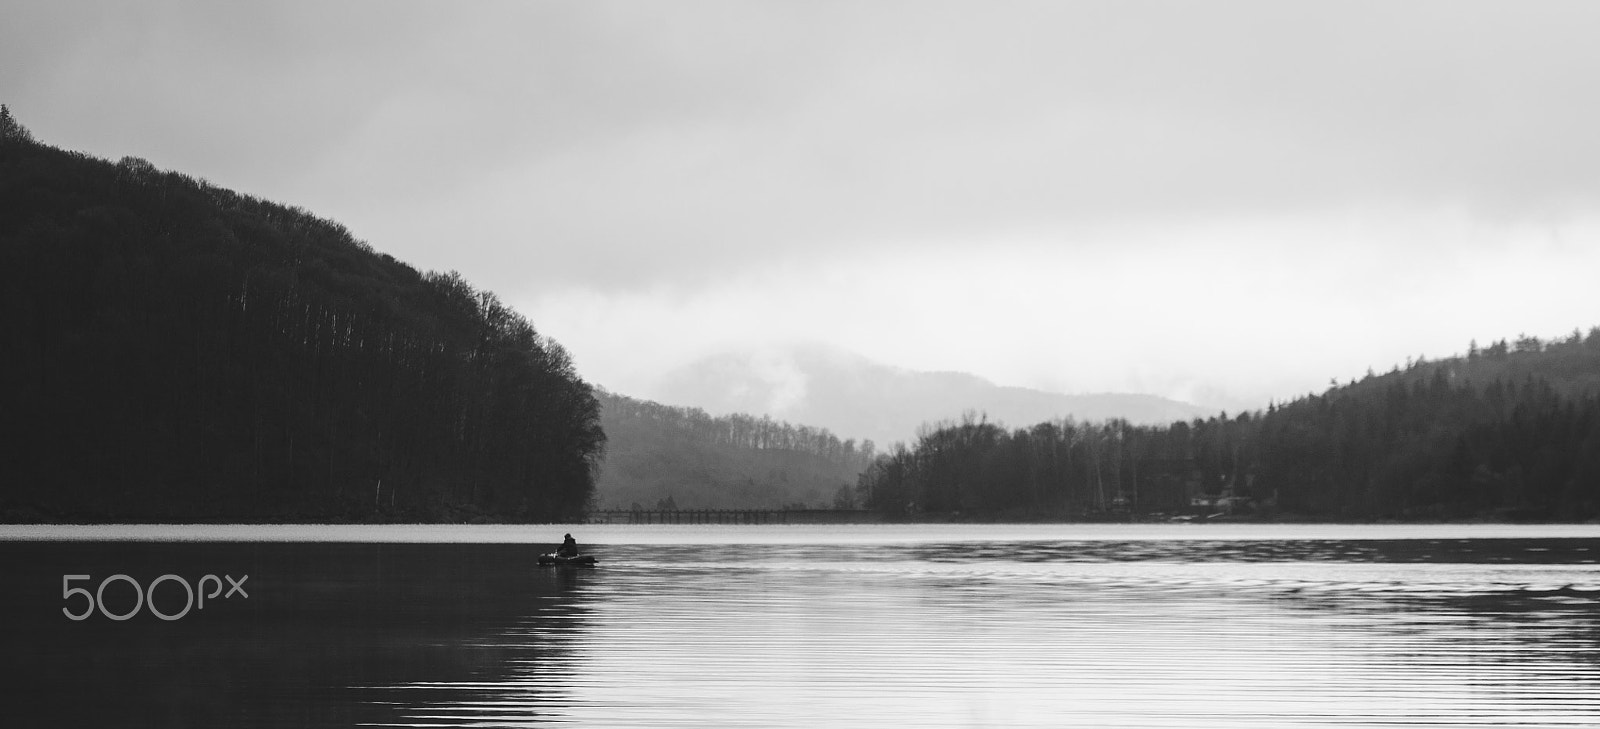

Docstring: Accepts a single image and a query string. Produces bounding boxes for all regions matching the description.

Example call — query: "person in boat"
[556,533,579,558]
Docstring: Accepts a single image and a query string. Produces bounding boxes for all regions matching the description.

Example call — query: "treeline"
[597,390,876,510]
[857,414,1242,517]
[0,109,603,522]
[858,329,1600,521]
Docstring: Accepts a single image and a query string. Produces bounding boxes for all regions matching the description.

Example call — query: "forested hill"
[596,390,876,510]
[857,330,1600,522]
[1256,331,1600,519]
[0,110,604,522]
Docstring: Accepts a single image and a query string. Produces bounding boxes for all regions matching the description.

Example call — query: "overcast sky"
[5,1,1599,412]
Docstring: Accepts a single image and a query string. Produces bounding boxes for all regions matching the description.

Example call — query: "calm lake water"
[4,523,1600,727]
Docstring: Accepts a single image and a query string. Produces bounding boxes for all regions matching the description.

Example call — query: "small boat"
[538,552,598,567]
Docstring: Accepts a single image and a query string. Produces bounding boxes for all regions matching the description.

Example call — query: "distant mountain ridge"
[648,345,1214,447]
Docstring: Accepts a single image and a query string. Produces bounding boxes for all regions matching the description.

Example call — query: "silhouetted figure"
[557,533,578,557]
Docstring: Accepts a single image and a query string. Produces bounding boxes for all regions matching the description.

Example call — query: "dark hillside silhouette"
[0,110,603,522]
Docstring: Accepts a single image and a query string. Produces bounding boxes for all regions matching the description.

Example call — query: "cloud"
[9,1,1600,294]
[522,208,1600,411]
[7,1,1600,411]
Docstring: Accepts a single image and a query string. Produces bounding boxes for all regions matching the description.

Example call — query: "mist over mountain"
[647,345,1215,448]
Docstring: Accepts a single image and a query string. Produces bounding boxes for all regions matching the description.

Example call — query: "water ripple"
[361,536,1600,728]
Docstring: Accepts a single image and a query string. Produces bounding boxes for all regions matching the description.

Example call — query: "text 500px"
[61,574,249,621]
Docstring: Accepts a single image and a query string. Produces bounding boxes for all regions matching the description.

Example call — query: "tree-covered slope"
[857,330,1600,521]
[0,111,603,522]
[1257,331,1600,519]
[596,390,875,510]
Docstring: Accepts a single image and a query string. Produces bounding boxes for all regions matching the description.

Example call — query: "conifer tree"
[0,104,34,143]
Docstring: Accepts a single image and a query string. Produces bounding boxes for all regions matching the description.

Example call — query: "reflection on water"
[363,535,1600,728]
[3,526,1599,727]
